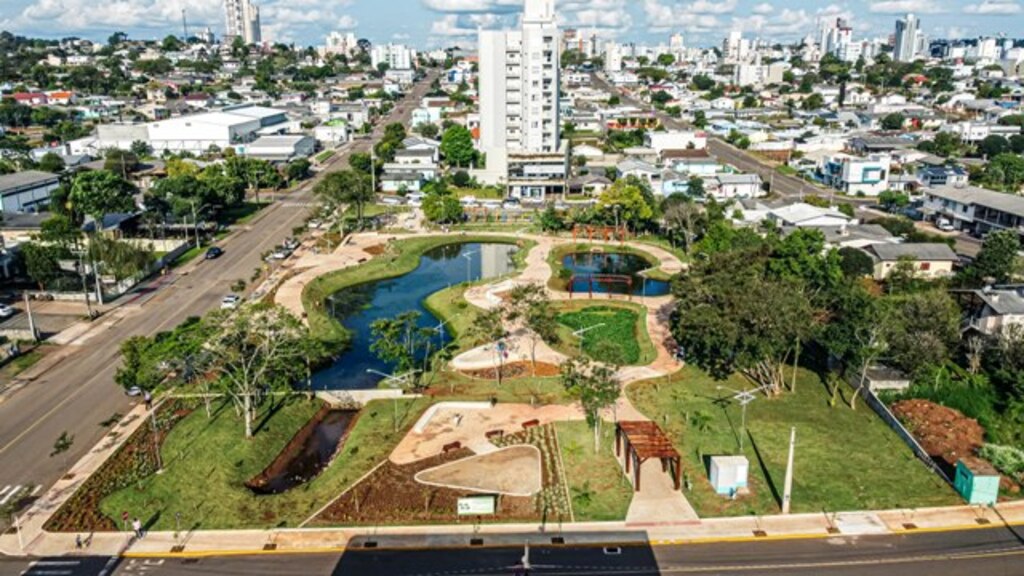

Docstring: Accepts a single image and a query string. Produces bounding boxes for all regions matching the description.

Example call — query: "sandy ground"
[414,445,542,497]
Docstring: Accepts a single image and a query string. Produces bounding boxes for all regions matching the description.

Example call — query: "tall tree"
[314,169,374,227]
[506,284,558,375]
[970,229,1021,285]
[69,170,136,220]
[369,311,437,391]
[440,125,475,167]
[561,357,620,451]
[208,306,312,439]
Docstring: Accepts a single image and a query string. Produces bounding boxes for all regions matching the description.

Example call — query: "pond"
[246,408,357,495]
[312,242,519,390]
[562,251,672,297]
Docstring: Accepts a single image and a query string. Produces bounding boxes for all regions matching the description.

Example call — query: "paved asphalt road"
[0,524,1021,575]
[0,73,436,508]
[589,74,984,257]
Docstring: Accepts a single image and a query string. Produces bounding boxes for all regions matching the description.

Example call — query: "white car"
[0,304,14,319]
[936,219,955,232]
[221,295,242,310]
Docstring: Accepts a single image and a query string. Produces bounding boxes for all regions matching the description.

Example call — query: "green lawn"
[555,421,633,521]
[628,367,959,517]
[100,396,431,530]
[453,187,504,200]
[315,150,335,163]
[553,302,654,366]
[0,346,48,381]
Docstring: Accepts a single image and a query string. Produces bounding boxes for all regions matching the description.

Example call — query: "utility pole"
[782,426,796,514]
[23,293,37,342]
[78,254,94,319]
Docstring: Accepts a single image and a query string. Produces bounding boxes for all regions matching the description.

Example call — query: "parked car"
[936,218,955,232]
[282,238,300,251]
[205,247,224,260]
[307,219,324,229]
[221,295,242,310]
[269,247,292,260]
[0,304,14,319]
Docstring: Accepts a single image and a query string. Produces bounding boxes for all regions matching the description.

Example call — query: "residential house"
[644,130,708,155]
[820,154,891,197]
[242,135,316,162]
[923,185,1024,239]
[568,174,612,197]
[616,159,661,186]
[961,287,1024,336]
[782,224,898,250]
[766,202,854,228]
[713,174,763,199]
[866,243,958,280]
[918,165,969,189]
[402,137,441,162]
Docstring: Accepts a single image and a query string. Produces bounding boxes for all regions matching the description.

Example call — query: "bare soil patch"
[415,445,542,496]
[891,399,985,468]
[458,361,560,380]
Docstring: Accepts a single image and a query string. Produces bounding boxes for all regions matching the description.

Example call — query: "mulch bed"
[458,361,561,380]
[312,448,540,525]
[44,400,195,533]
[363,244,388,256]
[891,399,985,469]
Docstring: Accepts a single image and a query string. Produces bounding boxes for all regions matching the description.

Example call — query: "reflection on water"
[562,252,671,296]
[312,243,518,390]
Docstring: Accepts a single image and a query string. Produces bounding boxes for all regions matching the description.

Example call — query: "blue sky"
[1,0,1022,49]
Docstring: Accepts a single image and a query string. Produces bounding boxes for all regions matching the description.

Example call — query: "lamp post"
[571,323,605,357]
[717,385,757,453]
[461,250,477,284]
[189,201,213,250]
[366,369,417,432]
[434,313,462,348]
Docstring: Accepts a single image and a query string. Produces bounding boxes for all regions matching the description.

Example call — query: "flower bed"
[44,400,195,532]
[494,424,572,521]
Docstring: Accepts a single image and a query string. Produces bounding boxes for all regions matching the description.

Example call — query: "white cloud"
[421,0,521,13]
[336,15,358,29]
[963,0,1022,14]
[642,0,728,35]
[868,0,946,14]
[732,8,814,37]
[752,3,774,15]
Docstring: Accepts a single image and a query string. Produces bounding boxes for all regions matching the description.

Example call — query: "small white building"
[866,243,958,280]
[242,135,316,162]
[820,154,891,197]
[643,130,708,154]
[713,174,763,199]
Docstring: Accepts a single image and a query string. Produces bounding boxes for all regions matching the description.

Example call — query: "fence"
[861,387,954,486]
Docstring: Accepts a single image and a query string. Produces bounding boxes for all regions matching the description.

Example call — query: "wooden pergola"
[615,421,682,492]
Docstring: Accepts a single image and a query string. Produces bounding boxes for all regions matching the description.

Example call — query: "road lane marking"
[0,485,10,497]
[30,484,41,496]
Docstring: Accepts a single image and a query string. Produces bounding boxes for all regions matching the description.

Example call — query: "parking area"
[0,300,87,340]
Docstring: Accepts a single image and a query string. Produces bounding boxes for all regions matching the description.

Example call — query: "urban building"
[371,44,415,71]
[478,0,567,199]
[820,154,891,196]
[320,31,358,57]
[893,13,924,62]
[0,171,61,214]
[923,185,1024,240]
[224,0,261,45]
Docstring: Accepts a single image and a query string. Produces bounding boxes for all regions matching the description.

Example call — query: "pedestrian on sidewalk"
[132,518,143,539]
[75,534,83,549]
[143,390,152,411]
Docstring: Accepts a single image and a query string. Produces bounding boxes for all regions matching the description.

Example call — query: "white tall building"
[224,0,261,45]
[371,44,415,70]
[479,0,566,199]
[320,31,358,57]
[605,40,623,73]
[722,30,750,63]
[893,13,923,62]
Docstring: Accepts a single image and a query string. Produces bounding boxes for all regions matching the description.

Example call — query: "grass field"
[553,302,654,366]
[100,396,431,530]
[315,150,335,163]
[555,421,633,521]
[628,367,960,517]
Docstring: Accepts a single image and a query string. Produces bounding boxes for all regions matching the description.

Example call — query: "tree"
[422,193,463,224]
[971,229,1021,284]
[38,152,65,173]
[469,308,509,386]
[130,140,152,158]
[115,336,160,393]
[878,190,910,212]
[21,242,66,290]
[838,247,875,279]
[286,158,311,183]
[982,153,1024,192]
[978,135,1010,159]
[801,93,825,110]
[538,206,566,232]
[885,290,961,375]
[881,113,905,131]
[561,357,619,451]
[69,170,136,220]
[451,170,471,188]
[662,198,705,255]
[656,53,675,67]
[672,250,815,394]
[349,151,374,175]
[440,125,475,167]
[103,149,139,178]
[87,236,155,283]
[314,169,374,226]
[416,123,440,139]
[598,179,655,233]
[917,131,962,158]
[208,306,312,439]
[693,110,707,129]
[370,311,437,392]
[506,284,557,375]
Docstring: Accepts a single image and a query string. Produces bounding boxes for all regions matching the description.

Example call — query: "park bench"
[442,441,462,453]
[522,419,540,430]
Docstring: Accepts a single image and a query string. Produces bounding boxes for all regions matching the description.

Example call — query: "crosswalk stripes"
[0,484,21,505]
[0,485,10,498]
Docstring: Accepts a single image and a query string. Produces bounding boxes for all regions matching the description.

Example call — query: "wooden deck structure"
[615,421,682,492]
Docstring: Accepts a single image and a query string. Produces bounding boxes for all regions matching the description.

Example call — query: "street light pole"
[782,426,796,514]
[366,369,417,432]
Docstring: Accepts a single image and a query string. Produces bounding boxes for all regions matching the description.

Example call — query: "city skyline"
[1,0,1024,49]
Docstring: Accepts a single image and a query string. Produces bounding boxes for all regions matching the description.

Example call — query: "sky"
[1,0,1023,50]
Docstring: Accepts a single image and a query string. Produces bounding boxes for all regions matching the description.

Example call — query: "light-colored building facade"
[478,0,566,199]
[821,154,891,197]
[371,44,415,71]
[893,13,923,63]
[224,0,261,45]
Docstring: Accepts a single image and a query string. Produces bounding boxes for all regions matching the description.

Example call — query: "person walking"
[132,518,143,539]
[143,390,152,411]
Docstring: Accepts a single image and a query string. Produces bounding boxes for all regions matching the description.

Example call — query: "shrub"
[979,444,1024,480]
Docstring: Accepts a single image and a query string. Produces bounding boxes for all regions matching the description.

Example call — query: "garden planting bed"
[45,400,195,532]
[493,424,572,522]
[458,361,561,380]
